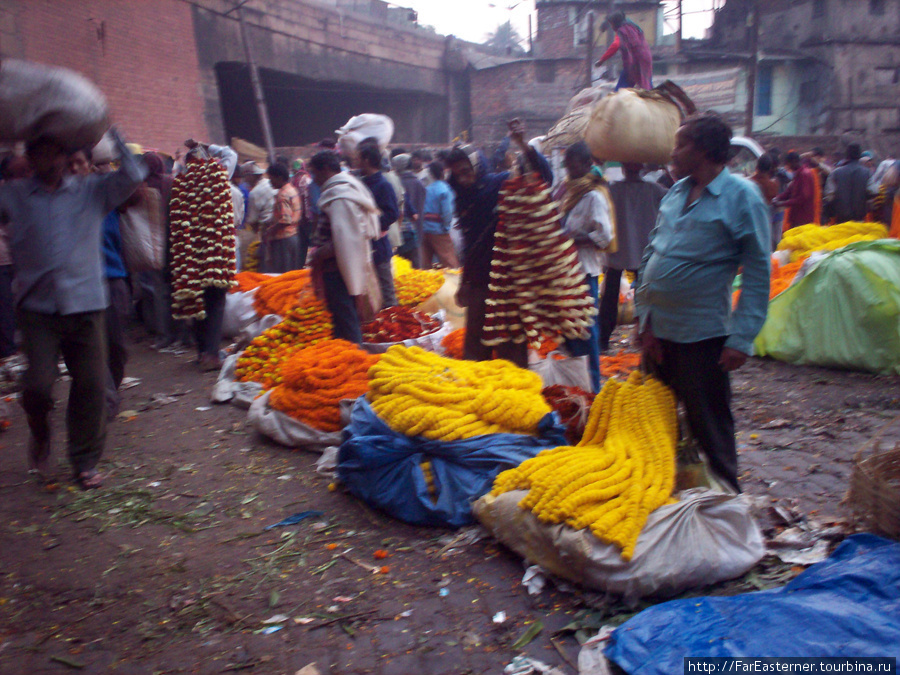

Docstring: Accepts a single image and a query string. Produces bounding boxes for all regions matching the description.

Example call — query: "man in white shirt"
[241,162,276,269]
[558,141,615,392]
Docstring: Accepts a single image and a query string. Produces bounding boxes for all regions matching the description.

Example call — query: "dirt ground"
[0,327,898,675]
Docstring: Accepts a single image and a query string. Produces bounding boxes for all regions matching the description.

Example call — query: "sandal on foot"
[74,469,103,490]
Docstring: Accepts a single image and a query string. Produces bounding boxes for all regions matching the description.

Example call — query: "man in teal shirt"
[635,113,770,491]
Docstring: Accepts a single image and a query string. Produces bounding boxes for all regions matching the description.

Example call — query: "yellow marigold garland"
[393,257,444,306]
[491,371,678,561]
[777,221,888,262]
[367,345,551,441]
[269,340,380,432]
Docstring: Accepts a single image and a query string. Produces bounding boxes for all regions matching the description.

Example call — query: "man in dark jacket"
[445,120,552,367]
[357,138,399,308]
[825,143,873,223]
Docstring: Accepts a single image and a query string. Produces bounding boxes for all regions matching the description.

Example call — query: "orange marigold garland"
[442,327,465,359]
[235,289,334,389]
[253,269,314,316]
[600,350,642,378]
[169,158,237,319]
[269,340,381,431]
[231,271,270,293]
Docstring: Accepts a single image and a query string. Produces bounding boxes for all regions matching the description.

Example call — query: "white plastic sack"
[120,187,166,273]
[585,89,681,165]
[530,352,592,392]
[211,354,264,406]
[223,290,259,338]
[473,488,765,601]
[336,113,394,157]
[248,391,350,452]
[577,628,618,675]
[0,59,108,150]
[239,313,282,344]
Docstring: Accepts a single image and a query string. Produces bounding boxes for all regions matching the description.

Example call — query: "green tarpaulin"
[755,239,900,374]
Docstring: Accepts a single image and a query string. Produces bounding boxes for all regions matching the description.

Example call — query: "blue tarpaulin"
[337,397,568,528]
[605,534,900,674]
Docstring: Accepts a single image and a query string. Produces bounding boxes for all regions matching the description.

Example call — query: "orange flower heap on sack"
[600,350,641,378]
[254,269,314,316]
[269,340,381,431]
[231,271,270,293]
[442,327,465,359]
[235,291,334,389]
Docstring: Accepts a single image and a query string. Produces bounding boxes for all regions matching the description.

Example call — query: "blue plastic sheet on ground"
[605,534,900,674]
[337,397,568,528]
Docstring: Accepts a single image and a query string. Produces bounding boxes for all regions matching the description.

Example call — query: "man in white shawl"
[308,150,381,343]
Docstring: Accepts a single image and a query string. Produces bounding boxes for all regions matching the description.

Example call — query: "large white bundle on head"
[336,113,395,158]
[0,59,109,151]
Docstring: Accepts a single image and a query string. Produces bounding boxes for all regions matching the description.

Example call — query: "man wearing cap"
[243,162,276,269]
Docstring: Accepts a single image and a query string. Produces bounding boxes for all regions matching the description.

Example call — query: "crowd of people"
[1,105,897,495]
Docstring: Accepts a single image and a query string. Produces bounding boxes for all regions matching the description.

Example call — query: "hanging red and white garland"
[482,173,597,347]
[168,158,236,320]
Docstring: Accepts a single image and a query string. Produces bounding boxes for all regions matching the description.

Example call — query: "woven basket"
[845,416,900,540]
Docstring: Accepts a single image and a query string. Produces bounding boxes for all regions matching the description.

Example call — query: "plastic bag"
[248,391,348,452]
[585,89,682,165]
[223,290,259,338]
[473,488,765,601]
[0,59,108,151]
[336,114,394,157]
[530,352,592,391]
[337,398,568,528]
[120,187,166,273]
[604,534,900,674]
[211,354,264,407]
[755,240,900,374]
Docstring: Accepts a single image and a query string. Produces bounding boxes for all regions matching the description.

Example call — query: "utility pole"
[585,11,595,88]
[675,0,683,55]
[236,5,276,163]
[744,0,759,136]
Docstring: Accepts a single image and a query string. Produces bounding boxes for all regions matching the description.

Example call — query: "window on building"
[813,0,827,18]
[869,0,886,15]
[756,65,774,116]
[535,61,557,83]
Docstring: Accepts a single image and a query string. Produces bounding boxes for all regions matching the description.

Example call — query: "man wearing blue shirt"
[635,113,771,492]
[421,161,458,268]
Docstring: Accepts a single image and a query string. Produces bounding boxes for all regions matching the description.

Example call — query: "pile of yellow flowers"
[367,345,551,441]
[393,257,445,306]
[778,221,888,262]
[492,371,678,561]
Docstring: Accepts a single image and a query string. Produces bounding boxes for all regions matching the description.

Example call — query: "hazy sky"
[403,0,716,45]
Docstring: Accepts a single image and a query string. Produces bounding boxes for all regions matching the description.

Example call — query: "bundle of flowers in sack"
[235,293,334,389]
[393,256,445,306]
[253,269,314,316]
[492,371,678,560]
[600,350,642,378]
[440,327,559,361]
[231,271,270,294]
[777,221,887,262]
[367,345,552,441]
[269,340,380,432]
[244,240,261,272]
[169,158,236,319]
[542,384,595,445]
[363,306,441,343]
[484,174,597,347]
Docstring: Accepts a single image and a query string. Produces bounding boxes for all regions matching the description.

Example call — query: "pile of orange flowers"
[231,271,270,293]
[770,257,806,298]
[235,291,334,389]
[269,340,380,432]
[254,270,313,316]
[600,350,642,378]
[442,327,465,359]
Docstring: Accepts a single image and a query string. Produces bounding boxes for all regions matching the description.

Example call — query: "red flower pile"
[362,306,441,343]
[169,158,236,319]
[483,173,597,347]
[542,384,596,445]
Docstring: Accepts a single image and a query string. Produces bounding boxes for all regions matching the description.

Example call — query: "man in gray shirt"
[0,128,146,489]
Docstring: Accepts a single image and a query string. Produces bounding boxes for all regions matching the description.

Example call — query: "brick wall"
[535,5,576,59]
[0,0,210,154]
[470,59,586,142]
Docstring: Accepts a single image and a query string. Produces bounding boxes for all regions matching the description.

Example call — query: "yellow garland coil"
[777,221,887,262]
[491,371,678,561]
[367,345,551,441]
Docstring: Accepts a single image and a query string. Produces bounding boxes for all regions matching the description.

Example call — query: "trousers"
[463,284,528,368]
[564,274,601,392]
[19,309,108,475]
[194,287,227,359]
[648,336,740,492]
[375,258,397,309]
[323,269,362,344]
